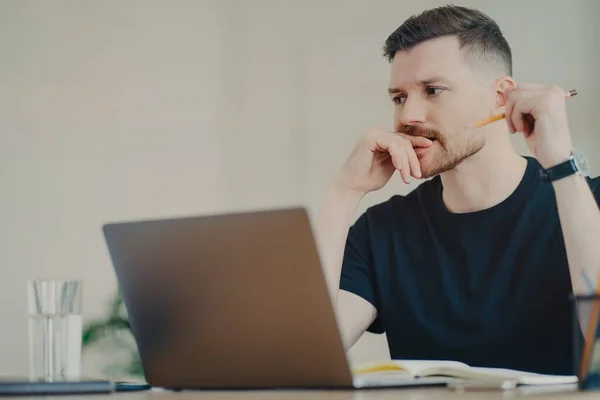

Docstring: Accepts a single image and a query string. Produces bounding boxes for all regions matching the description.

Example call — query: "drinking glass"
[27,280,82,381]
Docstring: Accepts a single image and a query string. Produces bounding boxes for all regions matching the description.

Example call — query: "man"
[316,5,600,375]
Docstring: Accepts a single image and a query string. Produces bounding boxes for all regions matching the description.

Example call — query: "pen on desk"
[473,89,578,128]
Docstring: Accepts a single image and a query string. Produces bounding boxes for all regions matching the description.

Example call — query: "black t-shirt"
[340,156,600,375]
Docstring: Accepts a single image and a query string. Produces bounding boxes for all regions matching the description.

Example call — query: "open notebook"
[352,360,578,387]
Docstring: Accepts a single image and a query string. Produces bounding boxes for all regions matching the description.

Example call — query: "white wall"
[0,0,232,375]
[1,0,598,376]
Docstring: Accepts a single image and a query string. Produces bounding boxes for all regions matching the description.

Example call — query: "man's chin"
[420,166,442,179]
[418,140,486,179]
[416,151,444,178]
[419,156,462,179]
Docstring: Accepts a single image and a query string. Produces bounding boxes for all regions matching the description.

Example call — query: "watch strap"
[540,156,578,182]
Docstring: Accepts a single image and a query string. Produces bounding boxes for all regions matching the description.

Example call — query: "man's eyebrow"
[420,77,449,85]
[387,87,404,95]
[388,77,450,94]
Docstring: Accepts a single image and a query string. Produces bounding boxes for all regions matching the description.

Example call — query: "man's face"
[388,35,493,178]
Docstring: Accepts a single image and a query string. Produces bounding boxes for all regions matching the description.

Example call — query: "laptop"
[102,207,448,390]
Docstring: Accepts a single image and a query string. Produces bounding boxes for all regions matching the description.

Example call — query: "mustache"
[400,125,441,141]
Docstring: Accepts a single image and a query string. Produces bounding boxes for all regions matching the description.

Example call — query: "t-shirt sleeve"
[587,176,600,205]
[339,212,384,334]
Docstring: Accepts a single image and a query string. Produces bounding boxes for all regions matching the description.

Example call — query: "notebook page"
[466,367,577,385]
[353,359,470,377]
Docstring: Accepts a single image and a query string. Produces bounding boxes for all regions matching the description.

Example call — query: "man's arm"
[503,83,600,293]
[313,128,431,349]
[553,174,600,294]
[315,183,376,350]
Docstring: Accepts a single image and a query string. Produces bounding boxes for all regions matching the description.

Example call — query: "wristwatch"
[540,148,589,182]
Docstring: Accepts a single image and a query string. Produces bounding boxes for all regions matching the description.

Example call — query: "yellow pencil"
[473,89,578,128]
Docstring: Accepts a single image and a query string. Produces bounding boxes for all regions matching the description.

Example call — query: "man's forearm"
[315,181,364,303]
[553,174,600,294]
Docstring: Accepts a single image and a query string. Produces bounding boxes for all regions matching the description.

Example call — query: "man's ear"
[495,76,517,109]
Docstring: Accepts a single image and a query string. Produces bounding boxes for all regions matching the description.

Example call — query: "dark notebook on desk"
[0,378,113,396]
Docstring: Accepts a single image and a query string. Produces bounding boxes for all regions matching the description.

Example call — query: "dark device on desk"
[0,378,113,396]
[102,207,448,390]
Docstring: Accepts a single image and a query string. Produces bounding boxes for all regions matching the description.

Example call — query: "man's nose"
[398,97,427,126]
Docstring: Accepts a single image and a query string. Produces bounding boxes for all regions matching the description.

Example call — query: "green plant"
[82,293,143,377]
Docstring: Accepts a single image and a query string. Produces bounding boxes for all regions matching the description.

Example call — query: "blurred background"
[1,0,599,378]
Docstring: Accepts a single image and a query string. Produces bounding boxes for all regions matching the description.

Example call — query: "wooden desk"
[4,386,599,400]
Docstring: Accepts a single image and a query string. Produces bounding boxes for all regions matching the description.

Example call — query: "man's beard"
[402,125,486,178]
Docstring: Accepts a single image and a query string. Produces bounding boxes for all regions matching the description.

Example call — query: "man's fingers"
[408,136,434,148]
[367,130,424,183]
[386,141,403,169]
[510,100,525,133]
[510,94,539,134]
[388,142,411,184]
[407,148,422,179]
[402,134,434,148]
[400,154,411,184]
[370,129,432,151]
[506,100,516,133]
[370,130,399,153]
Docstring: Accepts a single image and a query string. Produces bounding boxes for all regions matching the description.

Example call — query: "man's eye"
[426,87,444,96]
[393,95,407,104]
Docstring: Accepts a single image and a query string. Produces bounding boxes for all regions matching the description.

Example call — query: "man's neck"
[439,141,528,214]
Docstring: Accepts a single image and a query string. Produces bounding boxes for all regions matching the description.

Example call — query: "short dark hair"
[383,5,512,76]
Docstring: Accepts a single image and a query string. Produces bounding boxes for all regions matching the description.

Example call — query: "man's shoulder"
[586,175,600,201]
[587,174,600,189]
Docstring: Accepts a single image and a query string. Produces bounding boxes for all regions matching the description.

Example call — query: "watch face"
[573,148,590,176]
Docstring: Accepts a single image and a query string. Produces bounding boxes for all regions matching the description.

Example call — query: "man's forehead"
[388,36,466,87]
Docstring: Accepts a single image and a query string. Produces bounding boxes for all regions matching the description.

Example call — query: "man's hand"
[336,127,434,193]
[504,83,573,168]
